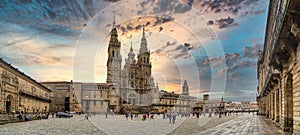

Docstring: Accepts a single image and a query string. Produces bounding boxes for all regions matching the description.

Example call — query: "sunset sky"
[0,0,269,102]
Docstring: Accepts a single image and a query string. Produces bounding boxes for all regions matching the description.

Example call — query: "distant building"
[225,102,237,111]
[250,103,258,111]
[241,101,250,111]
[193,94,225,113]
[152,80,196,113]
[0,58,51,114]
[41,81,81,113]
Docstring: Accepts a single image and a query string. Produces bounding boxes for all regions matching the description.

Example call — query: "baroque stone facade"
[41,81,81,113]
[106,18,159,108]
[193,94,225,113]
[152,80,196,113]
[0,58,51,114]
[257,0,300,133]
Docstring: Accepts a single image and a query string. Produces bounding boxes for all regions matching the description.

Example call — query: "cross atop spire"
[130,42,133,52]
[113,16,116,28]
[142,25,145,37]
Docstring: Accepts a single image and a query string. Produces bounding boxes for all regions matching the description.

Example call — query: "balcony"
[259,69,280,97]
[19,90,51,102]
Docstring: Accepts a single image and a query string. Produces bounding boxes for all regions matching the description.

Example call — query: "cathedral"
[106,18,159,107]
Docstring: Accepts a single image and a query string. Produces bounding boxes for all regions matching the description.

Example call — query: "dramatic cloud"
[243,44,263,58]
[215,17,237,28]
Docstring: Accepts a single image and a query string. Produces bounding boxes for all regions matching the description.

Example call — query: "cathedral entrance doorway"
[6,95,13,113]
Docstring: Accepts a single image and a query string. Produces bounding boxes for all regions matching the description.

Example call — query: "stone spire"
[140,26,148,54]
[106,17,122,84]
[128,42,135,59]
[130,42,133,52]
[182,80,189,95]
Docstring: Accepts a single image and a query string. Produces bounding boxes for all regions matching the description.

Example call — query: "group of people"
[163,112,177,124]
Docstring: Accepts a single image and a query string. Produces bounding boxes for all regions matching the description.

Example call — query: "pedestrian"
[163,113,165,119]
[85,113,89,120]
[172,113,176,124]
[142,114,146,121]
[130,113,133,120]
[125,113,129,120]
[150,113,154,121]
[52,112,54,118]
[169,113,172,123]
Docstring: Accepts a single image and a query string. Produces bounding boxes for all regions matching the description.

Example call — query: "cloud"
[251,9,266,15]
[215,17,237,29]
[242,44,263,58]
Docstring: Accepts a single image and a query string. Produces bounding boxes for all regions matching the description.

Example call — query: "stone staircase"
[0,114,19,125]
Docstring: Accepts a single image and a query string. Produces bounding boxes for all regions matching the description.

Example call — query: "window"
[130,82,134,88]
[94,92,96,98]
[112,50,115,57]
[32,86,36,92]
[94,100,96,106]
[100,100,103,105]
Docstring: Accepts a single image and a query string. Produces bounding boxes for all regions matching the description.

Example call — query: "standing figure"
[150,113,154,121]
[172,113,176,124]
[125,113,129,120]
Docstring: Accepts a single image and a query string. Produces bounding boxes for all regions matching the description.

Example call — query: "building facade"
[0,58,51,114]
[152,80,196,113]
[193,94,225,113]
[257,0,300,133]
[41,81,81,113]
[106,18,159,110]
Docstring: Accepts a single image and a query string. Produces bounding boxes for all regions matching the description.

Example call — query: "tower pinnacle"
[113,16,116,28]
[182,80,189,95]
[130,42,133,52]
[140,26,148,54]
[142,26,145,38]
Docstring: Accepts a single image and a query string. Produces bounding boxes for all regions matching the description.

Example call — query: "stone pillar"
[275,90,280,122]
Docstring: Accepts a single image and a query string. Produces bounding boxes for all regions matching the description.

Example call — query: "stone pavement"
[168,114,238,135]
[0,115,106,135]
[0,113,288,135]
[196,114,286,135]
[89,114,187,135]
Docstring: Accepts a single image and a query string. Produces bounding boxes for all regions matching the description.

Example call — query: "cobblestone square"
[0,113,286,135]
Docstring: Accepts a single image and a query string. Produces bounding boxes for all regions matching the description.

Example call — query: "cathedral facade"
[106,18,159,108]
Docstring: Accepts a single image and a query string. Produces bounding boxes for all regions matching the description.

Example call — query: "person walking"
[150,113,154,121]
[125,113,129,120]
[172,113,176,124]
[85,113,89,120]
[168,113,172,123]
[130,113,133,120]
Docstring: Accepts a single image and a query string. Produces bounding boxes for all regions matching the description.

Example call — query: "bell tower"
[182,80,189,95]
[106,17,122,84]
[137,27,152,90]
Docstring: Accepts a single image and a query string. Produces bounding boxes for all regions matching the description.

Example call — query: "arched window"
[147,58,149,63]
[112,50,115,57]
[130,82,134,88]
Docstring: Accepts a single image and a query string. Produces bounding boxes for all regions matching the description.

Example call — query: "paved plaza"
[0,113,288,135]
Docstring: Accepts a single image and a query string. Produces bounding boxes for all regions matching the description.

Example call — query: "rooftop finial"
[113,16,116,28]
[142,25,145,37]
[130,42,133,52]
